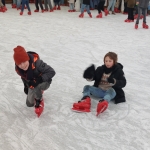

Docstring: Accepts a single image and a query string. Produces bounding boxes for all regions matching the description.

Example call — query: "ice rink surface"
[0,4,150,150]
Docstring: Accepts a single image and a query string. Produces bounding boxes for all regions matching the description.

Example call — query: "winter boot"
[143,22,149,29]
[28,11,31,15]
[96,12,102,18]
[72,96,91,112]
[88,13,92,18]
[35,99,44,117]
[96,100,108,116]
[79,13,84,18]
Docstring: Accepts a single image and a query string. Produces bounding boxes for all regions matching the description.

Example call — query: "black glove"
[107,77,115,84]
[24,84,28,95]
[28,77,43,88]
[83,64,95,80]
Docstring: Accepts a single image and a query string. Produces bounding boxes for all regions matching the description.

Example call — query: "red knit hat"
[13,46,30,65]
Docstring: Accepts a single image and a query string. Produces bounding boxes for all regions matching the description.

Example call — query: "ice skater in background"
[0,0,6,12]
[34,0,44,13]
[96,0,109,18]
[107,0,116,15]
[124,0,135,22]
[135,0,149,29]
[20,0,31,15]
[53,0,61,10]
[13,46,55,117]
[79,0,92,18]
[72,52,126,116]
[68,0,75,12]
[44,0,54,12]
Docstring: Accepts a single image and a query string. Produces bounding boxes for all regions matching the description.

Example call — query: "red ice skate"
[57,6,61,10]
[96,100,108,116]
[135,24,138,29]
[20,11,23,15]
[143,23,149,29]
[96,12,102,18]
[53,6,56,10]
[104,9,109,16]
[34,9,39,12]
[35,99,44,117]
[72,96,91,112]
[88,13,92,18]
[79,13,84,18]
[28,11,31,15]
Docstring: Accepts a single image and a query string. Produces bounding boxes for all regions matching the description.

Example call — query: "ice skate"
[143,23,149,29]
[79,13,84,18]
[96,100,108,116]
[35,99,44,117]
[135,23,138,29]
[28,11,31,15]
[88,13,92,18]
[96,12,102,18]
[72,96,91,112]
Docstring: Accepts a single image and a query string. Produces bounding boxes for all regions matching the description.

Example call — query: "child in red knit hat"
[13,46,56,117]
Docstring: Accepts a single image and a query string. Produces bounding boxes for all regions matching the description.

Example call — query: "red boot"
[12,4,17,8]
[79,13,84,18]
[50,9,53,12]
[96,12,102,18]
[72,96,91,112]
[88,13,92,18]
[134,14,138,19]
[53,6,56,10]
[28,11,31,15]
[96,100,108,116]
[35,99,44,117]
[135,24,138,29]
[41,9,44,13]
[143,22,149,29]
[3,6,7,11]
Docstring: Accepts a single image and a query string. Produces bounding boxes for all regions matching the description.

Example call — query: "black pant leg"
[35,0,39,10]
[39,0,44,10]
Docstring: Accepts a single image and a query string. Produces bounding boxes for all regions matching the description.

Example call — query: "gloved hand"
[24,84,28,95]
[83,64,95,80]
[28,77,43,88]
[107,77,115,84]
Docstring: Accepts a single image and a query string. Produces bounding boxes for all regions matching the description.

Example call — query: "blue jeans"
[17,0,21,8]
[21,0,30,12]
[136,7,147,24]
[81,4,90,13]
[107,0,116,11]
[69,3,74,10]
[83,85,116,102]
[90,0,94,9]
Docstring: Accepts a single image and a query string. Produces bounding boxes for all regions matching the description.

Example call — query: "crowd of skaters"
[0,0,149,29]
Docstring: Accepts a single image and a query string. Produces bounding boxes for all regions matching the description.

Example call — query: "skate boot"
[79,13,84,18]
[134,14,138,19]
[135,23,138,29]
[53,6,56,10]
[57,6,61,10]
[20,11,23,15]
[12,4,16,8]
[72,96,91,112]
[143,22,149,29]
[35,99,44,117]
[96,100,108,116]
[104,9,109,16]
[34,9,39,12]
[50,9,53,12]
[28,11,31,15]
[88,13,92,18]
[96,12,102,18]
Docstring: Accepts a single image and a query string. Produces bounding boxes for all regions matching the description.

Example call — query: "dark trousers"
[97,1,105,13]
[2,0,5,5]
[124,2,127,13]
[127,7,134,20]
[21,0,31,12]
[35,0,44,10]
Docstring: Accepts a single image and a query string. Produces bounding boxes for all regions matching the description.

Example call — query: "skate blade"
[72,107,90,113]
[96,105,107,117]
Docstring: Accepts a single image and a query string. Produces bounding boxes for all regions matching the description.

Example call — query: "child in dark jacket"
[13,46,56,117]
[72,52,126,116]
[79,0,92,18]
[135,0,149,29]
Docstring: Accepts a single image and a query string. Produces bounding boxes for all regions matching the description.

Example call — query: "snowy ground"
[0,4,150,150]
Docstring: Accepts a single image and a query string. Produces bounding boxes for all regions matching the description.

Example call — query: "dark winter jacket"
[83,63,126,104]
[15,51,55,87]
[137,0,149,8]
[83,0,90,5]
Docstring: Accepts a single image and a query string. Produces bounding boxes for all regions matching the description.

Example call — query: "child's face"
[18,61,29,71]
[104,56,114,68]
